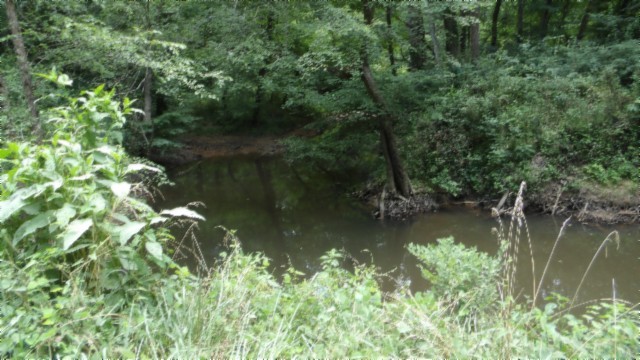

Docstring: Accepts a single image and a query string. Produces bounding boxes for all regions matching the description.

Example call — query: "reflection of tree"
[255,158,284,240]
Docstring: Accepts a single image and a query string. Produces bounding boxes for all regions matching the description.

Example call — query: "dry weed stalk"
[497,181,535,301]
[533,216,571,308]
[571,230,619,306]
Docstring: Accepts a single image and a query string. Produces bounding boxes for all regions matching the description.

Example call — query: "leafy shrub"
[0,79,198,356]
[408,237,500,317]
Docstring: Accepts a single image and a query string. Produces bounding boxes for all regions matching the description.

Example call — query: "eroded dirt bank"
[148,134,286,165]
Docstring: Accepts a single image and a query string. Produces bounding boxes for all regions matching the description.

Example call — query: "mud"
[148,134,285,166]
[530,181,640,224]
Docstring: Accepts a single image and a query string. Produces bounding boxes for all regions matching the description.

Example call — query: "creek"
[160,156,640,304]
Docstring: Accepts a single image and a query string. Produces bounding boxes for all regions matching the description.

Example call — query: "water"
[160,156,640,304]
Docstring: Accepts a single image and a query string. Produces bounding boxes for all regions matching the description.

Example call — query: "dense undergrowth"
[1,83,638,358]
[284,41,640,220]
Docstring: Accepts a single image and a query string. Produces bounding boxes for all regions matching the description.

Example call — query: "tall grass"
[97,211,639,358]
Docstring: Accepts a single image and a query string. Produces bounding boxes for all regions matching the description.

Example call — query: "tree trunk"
[491,0,503,48]
[362,0,412,198]
[252,11,274,127]
[539,0,553,39]
[577,0,594,41]
[386,6,396,75]
[0,75,9,113]
[460,9,469,56]
[470,10,480,61]
[143,67,153,123]
[517,0,524,42]
[5,0,39,136]
[429,16,442,65]
[444,8,459,56]
[615,0,631,16]
[560,0,571,35]
[406,4,427,71]
[143,0,154,151]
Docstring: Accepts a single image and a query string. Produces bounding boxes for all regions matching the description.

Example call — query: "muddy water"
[160,157,640,304]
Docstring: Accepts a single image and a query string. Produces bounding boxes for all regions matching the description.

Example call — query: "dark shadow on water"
[159,156,640,304]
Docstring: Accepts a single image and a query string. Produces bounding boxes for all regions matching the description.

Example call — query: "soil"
[528,180,640,224]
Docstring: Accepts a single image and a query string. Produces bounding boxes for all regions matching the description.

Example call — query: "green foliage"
[0,81,198,356]
[408,237,500,317]
[403,41,640,197]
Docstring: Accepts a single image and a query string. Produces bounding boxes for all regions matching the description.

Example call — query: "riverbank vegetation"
[1,0,639,357]
[1,0,639,220]
[1,82,638,357]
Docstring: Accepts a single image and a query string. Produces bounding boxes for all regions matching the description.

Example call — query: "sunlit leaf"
[57,74,73,87]
[0,197,26,222]
[126,163,161,173]
[13,211,54,245]
[110,182,131,199]
[60,218,93,250]
[117,221,146,246]
[145,241,163,260]
[160,207,205,221]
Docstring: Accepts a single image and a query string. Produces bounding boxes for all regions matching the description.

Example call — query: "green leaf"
[126,163,161,173]
[160,207,205,221]
[0,196,26,223]
[60,218,93,250]
[55,204,77,227]
[57,74,73,87]
[110,182,131,199]
[117,221,146,246]
[145,241,163,260]
[13,211,54,245]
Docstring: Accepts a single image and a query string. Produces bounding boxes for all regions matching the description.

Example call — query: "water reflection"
[160,157,640,303]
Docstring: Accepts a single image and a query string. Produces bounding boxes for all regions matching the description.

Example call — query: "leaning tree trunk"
[362,0,412,198]
[491,0,503,48]
[5,0,39,136]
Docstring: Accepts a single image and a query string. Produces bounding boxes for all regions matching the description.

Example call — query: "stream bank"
[150,134,640,224]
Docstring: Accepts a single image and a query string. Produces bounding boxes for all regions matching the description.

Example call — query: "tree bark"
[252,11,274,126]
[444,8,459,56]
[143,0,154,151]
[460,9,469,56]
[577,0,594,41]
[5,0,40,136]
[491,0,503,48]
[429,16,442,65]
[385,6,396,75]
[143,68,153,124]
[470,10,480,61]
[517,0,524,42]
[406,4,427,71]
[361,0,412,198]
[0,75,9,113]
[539,0,553,39]
[560,0,571,35]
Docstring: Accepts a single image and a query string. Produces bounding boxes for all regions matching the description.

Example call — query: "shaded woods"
[1,0,639,357]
